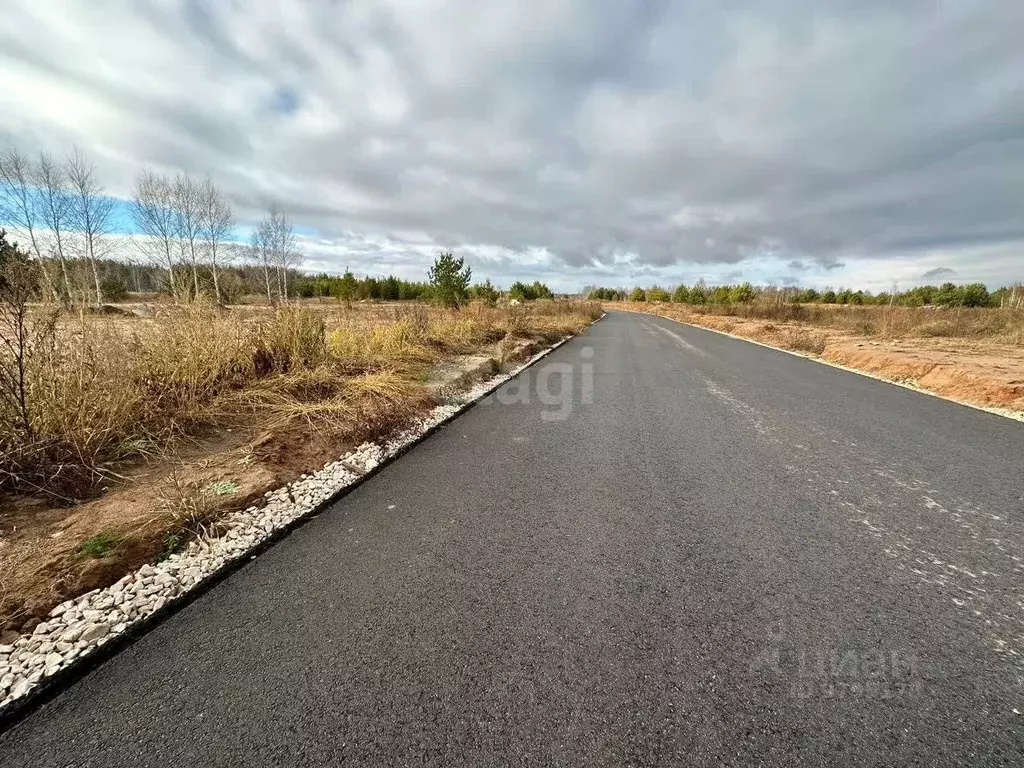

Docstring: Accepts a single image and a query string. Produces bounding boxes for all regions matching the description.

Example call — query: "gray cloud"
[922,267,955,280]
[1,1,1023,290]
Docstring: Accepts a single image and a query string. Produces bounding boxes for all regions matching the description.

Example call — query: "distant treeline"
[94,260,560,303]
[2,146,565,307]
[4,249,561,306]
[588,281,1023,309]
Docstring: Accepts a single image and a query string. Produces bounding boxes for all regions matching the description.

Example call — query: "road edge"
[617,307,1024,424]
[0,314,604,734]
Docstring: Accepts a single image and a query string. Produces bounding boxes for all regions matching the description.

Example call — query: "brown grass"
[649,300,1024,344]
[610,301,1024,417]
[779,329,828,355]
[0,299,600,631]
[1,299,601,500]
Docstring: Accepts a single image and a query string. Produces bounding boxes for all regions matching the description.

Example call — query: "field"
[611,301,1024,416]
[0,299,601,635]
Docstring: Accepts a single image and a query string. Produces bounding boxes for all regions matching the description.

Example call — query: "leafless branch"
[130,169,183,300]
[198,176,234,304]
[66,147,115,305]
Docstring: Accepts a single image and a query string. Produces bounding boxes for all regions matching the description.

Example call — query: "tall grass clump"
[1,298,602,499]
[327,317,436,374]
[252,307,327,374]
[0,302,334,498]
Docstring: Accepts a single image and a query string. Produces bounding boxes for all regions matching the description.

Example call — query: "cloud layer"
[2,1,1022,290]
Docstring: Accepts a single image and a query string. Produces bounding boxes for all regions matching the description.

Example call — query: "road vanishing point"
[2,310,1023,766]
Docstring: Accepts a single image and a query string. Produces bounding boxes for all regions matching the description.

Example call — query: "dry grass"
[157,471,225,540]
[779,328,828,355]
[612,300,1024,351]
[610,300,1024,419]
[1,299,601,500]
[0,298,599,630]
[651,301,1024,344]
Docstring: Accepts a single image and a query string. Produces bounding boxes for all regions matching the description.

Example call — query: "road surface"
[2,310,1023,766]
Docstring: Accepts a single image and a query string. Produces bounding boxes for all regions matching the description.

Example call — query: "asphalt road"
[3,310,1023,766]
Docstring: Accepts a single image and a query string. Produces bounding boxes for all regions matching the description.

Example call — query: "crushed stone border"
[0,316,602,731]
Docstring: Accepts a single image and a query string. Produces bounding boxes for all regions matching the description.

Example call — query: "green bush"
[730,283,755,303]
[100,275,129,302]
[647,287,670,302]
[469,280,500,305]
[427,252,471,308]
[509,280,554,301]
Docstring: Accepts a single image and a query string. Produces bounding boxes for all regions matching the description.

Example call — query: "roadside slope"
[613,301,1024,420]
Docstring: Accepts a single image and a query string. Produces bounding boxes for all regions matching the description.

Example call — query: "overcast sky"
[2,1,1022,291]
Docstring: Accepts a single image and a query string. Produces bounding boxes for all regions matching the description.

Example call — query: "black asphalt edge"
[617,307,1024,424]
[0,315,603,734]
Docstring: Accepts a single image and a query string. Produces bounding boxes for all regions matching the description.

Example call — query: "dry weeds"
[612,301,1024,415]
[660,301,1024,345]
[0,299,600,631]
[1,299,600,499]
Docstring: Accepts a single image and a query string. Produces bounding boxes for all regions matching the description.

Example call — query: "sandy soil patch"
[613,303,1024,418]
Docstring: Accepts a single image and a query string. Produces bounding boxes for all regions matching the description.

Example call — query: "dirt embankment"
[611,303,1024,418]
[1,298,598,637]
[0,341,546,638]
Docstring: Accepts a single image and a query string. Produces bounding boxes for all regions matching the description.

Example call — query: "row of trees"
[0,147,303,306]
[39,254,521,307]
[129,169,305,305]
[129,168,236,302]
[0,219,556,310]
[0,148,117,306]
[1,146,566,309]
[508,280,554,302]
[590,281,1023,309]
[422,255,556,307]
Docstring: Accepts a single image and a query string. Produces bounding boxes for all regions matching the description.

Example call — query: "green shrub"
[79,532,123,558]
[647,287,670,302]
[100,275,129,302]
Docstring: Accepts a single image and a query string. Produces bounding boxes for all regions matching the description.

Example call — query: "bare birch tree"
[173,174,204,298]
[248,215,277,304]
[198,176,234,304]
[130,170,182,300]
[0,149,61,303]
[124,257,145,293]
[35,152,76,302]
[266,206,302,303]
[66,148,114,305]
[279,224,304,302]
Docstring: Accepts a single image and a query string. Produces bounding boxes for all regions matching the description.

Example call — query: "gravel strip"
[0,333,583,714]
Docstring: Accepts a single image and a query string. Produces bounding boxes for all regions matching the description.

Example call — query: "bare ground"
[0,339,541,636]
[612,303,1024,418]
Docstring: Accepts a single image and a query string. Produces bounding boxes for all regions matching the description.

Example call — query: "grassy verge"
[610,301,1024,416]
[614,300,1024,344]
[2,300,598,499]
[0,300,601,633]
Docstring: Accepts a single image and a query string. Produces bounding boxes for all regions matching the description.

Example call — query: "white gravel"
[0,337,577,713]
